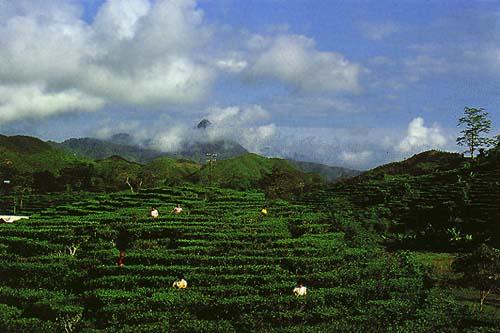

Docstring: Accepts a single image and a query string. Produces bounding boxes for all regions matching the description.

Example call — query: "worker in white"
[293,283,307,296]
[172,278,188,289]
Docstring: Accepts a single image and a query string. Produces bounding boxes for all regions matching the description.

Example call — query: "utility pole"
[2,180,13,213]
[205,153,217,186]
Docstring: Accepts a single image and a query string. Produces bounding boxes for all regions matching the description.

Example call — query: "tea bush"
[0,185,497,331]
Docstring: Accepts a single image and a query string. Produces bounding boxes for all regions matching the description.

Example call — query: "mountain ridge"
[49,133,360,180]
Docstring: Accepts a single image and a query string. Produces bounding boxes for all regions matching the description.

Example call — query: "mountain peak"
[108,133,133,145]
[196,119,212,129]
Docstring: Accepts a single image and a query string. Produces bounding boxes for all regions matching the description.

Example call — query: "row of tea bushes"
[0,185,495,331]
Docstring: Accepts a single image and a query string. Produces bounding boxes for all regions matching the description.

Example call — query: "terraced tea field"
[313,165,500,245]
[0,186,488,332]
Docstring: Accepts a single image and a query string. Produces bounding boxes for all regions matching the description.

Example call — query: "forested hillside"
[310,150,499,250]
[1,136,328,211]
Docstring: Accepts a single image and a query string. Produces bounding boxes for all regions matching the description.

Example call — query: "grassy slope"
[194,153,306,189]
[288,159,361,182]
[95,156,143,176]
[325,150,499,239]
[349,150,464,182]
[414,251,500,318]
[142,157,201,185]
[0,135,52,154]
[0,135,91,174]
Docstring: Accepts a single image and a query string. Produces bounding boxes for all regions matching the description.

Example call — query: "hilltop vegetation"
[310,148,500,251]
[51,137,165,164]
[352,150,464,180]
[0,135,90,175]
[0,136,328,207]
[140,157,201,187]
[287,159,361,181]
[188,153,325,199]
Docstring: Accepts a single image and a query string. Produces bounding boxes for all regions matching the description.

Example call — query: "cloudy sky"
[0,0,499,169]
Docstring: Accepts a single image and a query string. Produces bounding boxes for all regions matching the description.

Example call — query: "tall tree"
[456,107,493,159]
[453,244,500,311]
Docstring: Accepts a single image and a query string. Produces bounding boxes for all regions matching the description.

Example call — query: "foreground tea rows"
[0,186,494,332]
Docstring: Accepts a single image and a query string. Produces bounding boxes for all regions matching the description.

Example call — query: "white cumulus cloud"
[0,0,214,123]
[93,0,151,42]
[397,117,447,153]
[0,0,366,125]
[0,84,104,123]
[207,105,270,124]
[250,34,362,93]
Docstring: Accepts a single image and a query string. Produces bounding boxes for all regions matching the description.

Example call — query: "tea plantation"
[0,186,497,332]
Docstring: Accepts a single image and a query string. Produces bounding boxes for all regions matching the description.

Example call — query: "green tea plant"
[0,185,497,331]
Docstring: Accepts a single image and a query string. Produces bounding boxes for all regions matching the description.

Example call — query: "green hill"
[0,134,374,198]
[0,135,202,194]
[93,156,144,192]
[172,140,248,163]
[50,135,359,185]
[309,150,499,250]
[287,159,361,182]
[51,138,164,163]
[0,135,89,175]
[351,150,464,182]
[196,153,275,185]
[0,135,52,154]
[142,157,200,186]
[191,153,325,197]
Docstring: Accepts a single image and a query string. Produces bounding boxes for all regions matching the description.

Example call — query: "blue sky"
[0,0,499,169]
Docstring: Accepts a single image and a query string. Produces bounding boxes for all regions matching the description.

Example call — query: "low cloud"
[151,126,187,152]
[0,84,104,123]
[202,105,277,154]
[340,150,374,167]
[258,126,400,169]
[207,105,270,124]
[149,104,277,153]
[94,119,141,140]
[397,117,447,153]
